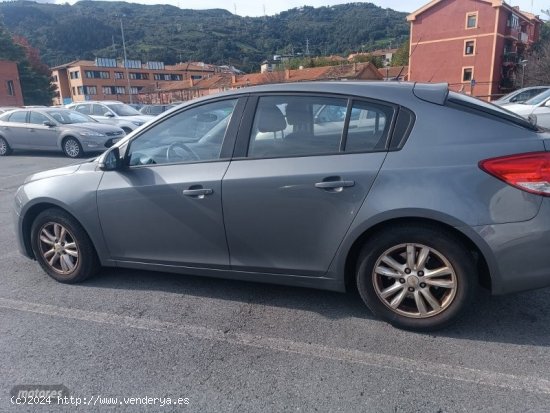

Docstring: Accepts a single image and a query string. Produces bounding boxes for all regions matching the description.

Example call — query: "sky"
[9,0,550,18]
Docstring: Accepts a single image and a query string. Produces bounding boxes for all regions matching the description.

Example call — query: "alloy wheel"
[64,139,80,158]
[38,222,80,275]
[0,138,7,155]
[372,243,458,318]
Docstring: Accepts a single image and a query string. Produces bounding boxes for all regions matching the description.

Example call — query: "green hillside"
[0,1,409,72]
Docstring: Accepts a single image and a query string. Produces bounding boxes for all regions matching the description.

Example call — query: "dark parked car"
[14,82,550,331]
[0,108,125,158]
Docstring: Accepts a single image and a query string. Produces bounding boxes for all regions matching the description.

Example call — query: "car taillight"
[479,152,550,196]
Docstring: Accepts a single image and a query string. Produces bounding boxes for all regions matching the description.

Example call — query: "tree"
[350,53,384,68]
[0,23,55,105]
[524,21,550,86]
[391,40,409,67]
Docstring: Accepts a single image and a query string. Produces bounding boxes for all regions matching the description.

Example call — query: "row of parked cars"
[0,101,179,158]
[1,86,549,159]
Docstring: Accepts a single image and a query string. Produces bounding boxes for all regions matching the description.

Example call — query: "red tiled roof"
[379,66,409,80]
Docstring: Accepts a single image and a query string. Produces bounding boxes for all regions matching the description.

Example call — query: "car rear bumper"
[473,197,550,295]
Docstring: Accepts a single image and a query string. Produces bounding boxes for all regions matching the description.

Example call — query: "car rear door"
[221,94,395,276]
[1,111,29,148]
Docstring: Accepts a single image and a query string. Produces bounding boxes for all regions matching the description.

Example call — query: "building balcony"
[502,52,519,64]
[519,32,529,44]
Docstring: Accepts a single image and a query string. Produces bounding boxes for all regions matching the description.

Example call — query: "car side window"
[127,99,238,166]
[74,104,91,115]
[8,111,28,123]
[248,96,347,158]
[344,101,394,152]
[92,104,108,116]
[29,112,50,125]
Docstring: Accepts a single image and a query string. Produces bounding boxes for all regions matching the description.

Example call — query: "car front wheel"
[63,137,82,158]
[356,225,476,331]
[30,208,99,283]
[0,137,12,156]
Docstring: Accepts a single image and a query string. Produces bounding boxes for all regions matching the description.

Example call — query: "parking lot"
[1,152,550,412]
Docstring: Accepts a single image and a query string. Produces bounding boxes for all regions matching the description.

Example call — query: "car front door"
[91,104,116,125]
[26,111,59,150]
[96,97,245,267]
[222,95,395,276]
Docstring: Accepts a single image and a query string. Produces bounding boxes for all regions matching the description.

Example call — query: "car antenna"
[395,36,421,81]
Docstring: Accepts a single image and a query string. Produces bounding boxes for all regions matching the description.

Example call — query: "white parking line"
[1,296,549,395]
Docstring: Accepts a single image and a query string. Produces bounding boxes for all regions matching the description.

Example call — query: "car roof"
[177,81,447,107]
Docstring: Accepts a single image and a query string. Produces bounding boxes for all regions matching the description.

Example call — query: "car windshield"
[524,89,550,106]
[447,92,537,130]
[45,109,96,124]
[106,104,141,116]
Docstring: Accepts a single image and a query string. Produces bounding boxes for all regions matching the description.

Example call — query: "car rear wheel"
[356,225,476,331]
[63,137,82,158]
[0,137,12,156]
[31,208,99,283]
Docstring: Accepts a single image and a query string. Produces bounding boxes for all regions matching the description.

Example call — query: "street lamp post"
[120,17,132,104]
[520,59,528,89]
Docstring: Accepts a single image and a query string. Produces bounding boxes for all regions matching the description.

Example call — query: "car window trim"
[122,96,247,169]
[234,92,400,160]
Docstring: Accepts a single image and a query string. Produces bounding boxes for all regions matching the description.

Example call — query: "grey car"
[492,86,550,106]
[0,108,125,158]
[13,82,550,331]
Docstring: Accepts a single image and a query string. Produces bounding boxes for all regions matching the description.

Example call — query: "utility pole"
[120,17,132,104]
[305,38,310,56]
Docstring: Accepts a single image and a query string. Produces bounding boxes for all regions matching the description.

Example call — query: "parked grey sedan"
[0,108,125,158]
[13,82,550,331]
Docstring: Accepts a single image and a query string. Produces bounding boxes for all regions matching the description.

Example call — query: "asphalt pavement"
[1,152,550,412]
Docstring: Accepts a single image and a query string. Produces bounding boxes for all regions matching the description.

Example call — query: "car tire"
[30,208,99,283]
[63,137,82,158]
[0,136,12,156]
[356,224,476,331]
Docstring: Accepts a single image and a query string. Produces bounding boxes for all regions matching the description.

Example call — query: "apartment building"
[51,58,221,105]
[0,60,24,106]
[407,0,542,99]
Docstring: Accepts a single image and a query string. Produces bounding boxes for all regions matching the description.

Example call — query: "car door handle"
[183,187,213,198]
[315,180,355,190]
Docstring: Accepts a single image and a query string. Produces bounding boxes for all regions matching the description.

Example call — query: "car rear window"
[446,92,537,131]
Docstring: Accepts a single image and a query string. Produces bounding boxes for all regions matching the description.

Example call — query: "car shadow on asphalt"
[83,267,550,346]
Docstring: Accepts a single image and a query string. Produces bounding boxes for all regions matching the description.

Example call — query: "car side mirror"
[104,112,115,118]
[99,147,123,171]
[545,100,550,107]
[527,114,538,127]
[43,121,56,127]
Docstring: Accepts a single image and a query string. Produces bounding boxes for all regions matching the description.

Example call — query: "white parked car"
[66,101,154,133]
[493,86,550,106]
[504,89,550,130]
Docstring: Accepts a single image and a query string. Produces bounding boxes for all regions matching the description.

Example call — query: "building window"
[466,12,478,29]
[6,80,15,96]
[115,86,126,94]
[70,71,80,79]
[462,67,474,82]
[102,86,113,95]
[464,40,475,55]
[129,87,139,95]
[115,72,124,79]
[72,87,76,95]
[87,86,97,95]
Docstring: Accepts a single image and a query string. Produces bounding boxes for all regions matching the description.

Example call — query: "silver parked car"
[492,85,550,106]
[0,108,125,158]
[66,101,153,133]
[14,82,550,331]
